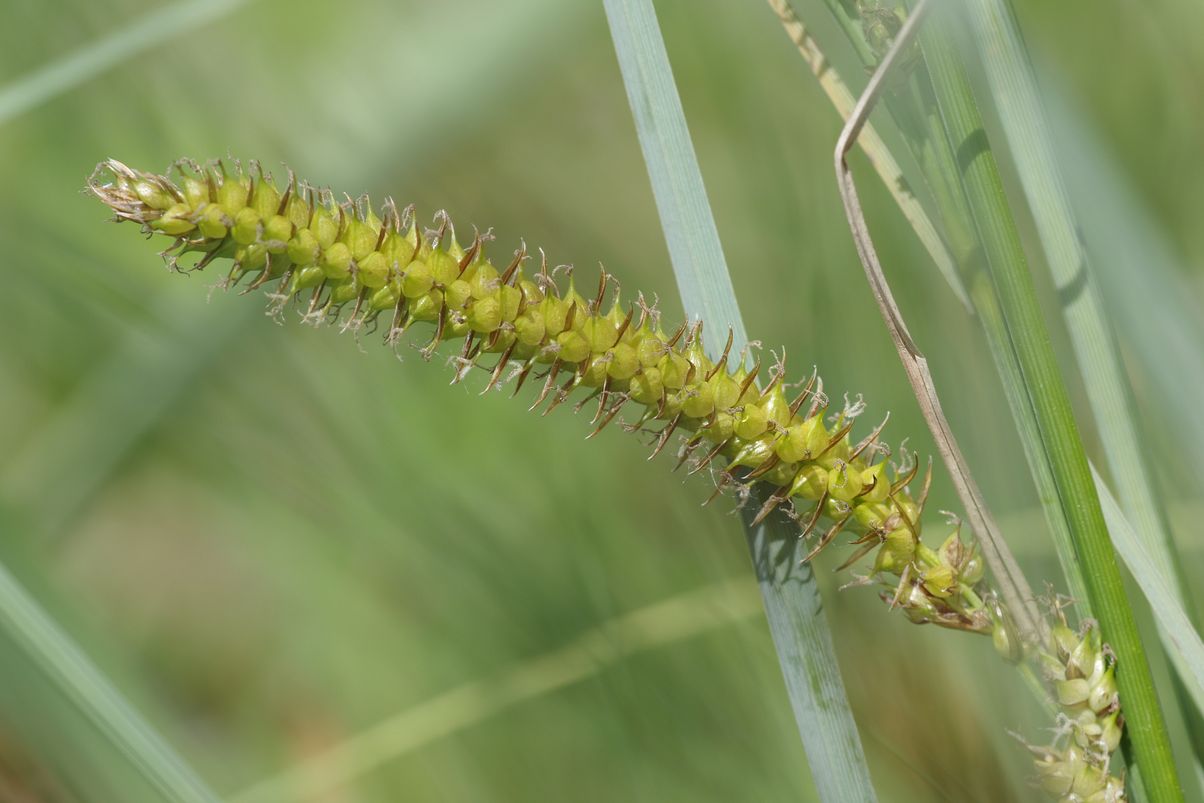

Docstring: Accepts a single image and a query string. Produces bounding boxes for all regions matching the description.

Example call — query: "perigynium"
[1026,610,1126,802]
[87,156,1127,801]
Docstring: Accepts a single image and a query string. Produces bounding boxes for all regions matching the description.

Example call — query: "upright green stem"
[810,0,1090,609]
[920,11,1182,801]
[961,0,1204,777]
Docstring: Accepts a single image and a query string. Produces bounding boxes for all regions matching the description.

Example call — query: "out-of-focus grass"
[0,1,1200,801]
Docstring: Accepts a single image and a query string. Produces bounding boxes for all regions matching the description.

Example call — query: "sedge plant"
[88,155,1139,800]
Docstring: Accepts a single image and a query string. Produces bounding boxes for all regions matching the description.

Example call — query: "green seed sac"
[1026,617,1126,802]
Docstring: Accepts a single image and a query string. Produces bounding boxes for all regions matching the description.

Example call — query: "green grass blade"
[603,1,878,799]
[602,0,745,359]
[0,0,250,126]
[1094,472,1204,718]
[1039,89,1204,496]
[920,9,1183,800]
[793,0,1200,792]
[808,0,1091,610]
[962,0,1195,654]
[961,0,1204,773]
[0,556,220,803]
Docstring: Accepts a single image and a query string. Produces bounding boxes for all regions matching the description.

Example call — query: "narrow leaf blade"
[0,557,220,803]
[603,2,878,800]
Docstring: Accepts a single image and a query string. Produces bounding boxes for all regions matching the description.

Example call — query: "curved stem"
[919,7,1183,800]
[832,0,1044,647]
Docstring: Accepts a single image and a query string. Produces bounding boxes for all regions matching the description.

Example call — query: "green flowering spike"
[1016,609,1127,801]
[87,156,1003,636]
[89,157,1140,800]
[1028,743,1127,803]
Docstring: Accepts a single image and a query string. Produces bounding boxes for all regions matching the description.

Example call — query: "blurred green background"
[1,1,1202,801]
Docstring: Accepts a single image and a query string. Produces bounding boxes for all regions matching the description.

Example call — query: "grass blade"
[1039,88,1204,498]
[0,555,220,803]
[0,0,250,126]
[789,1,1199,794]
[962,0,1204,776]
[962,0,1196,653]
[805,0,1092,612]
[602,0,744,357]
[920,9,1182,799]
[1094,472,1204,718]
[603,1,879,799]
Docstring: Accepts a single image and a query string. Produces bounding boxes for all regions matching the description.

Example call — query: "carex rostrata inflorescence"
[87,157,1126,800]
